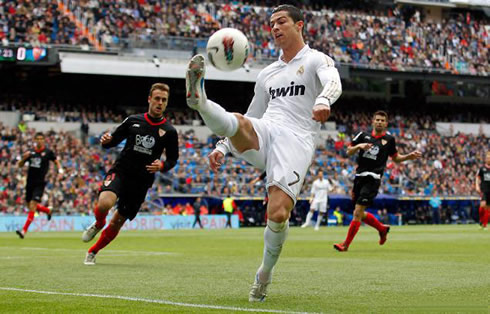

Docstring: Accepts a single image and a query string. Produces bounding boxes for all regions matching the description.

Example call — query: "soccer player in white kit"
[185,4,342,302]
[302,170,333,231]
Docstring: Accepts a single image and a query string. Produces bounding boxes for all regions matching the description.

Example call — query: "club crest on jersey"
[159,129,166,137]
[134,134,155,155]
[296,65,304,75]
[269,81,305,100]
[381,139,387,145]
[104,173,115,186]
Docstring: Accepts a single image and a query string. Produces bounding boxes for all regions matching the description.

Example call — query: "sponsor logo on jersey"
[134,134,155,155]
[269,81,305,100]
[30,157,42,168]
[363,145,379,160]
[484,173,490,181]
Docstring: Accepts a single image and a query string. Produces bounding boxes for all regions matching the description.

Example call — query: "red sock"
[344,220,361,247]
[479,207,485,225]
[22,211,35,233]
[94,205,108,229]
[483,209,489,228]
[36,204,50,214]
[362,212,385,232]
[89,225,119,254]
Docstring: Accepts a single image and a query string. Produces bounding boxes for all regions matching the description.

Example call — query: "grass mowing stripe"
[0,287,319,314]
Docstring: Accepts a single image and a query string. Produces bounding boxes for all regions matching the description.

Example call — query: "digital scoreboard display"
[0,47,49,63]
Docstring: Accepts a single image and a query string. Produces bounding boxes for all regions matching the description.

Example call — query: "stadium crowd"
[0,112,487,218]
[1,0,488,75]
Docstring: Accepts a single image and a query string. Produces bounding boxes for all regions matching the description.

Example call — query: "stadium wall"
[0,111,20,128]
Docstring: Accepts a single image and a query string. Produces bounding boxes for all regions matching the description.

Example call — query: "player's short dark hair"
[34,132,44,138]
[149,83,170,97]
[272,4,304,23]
[373,111,388,120]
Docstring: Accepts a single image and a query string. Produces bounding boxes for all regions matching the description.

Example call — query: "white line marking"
[0,287,318,314]
[0,246,176,256]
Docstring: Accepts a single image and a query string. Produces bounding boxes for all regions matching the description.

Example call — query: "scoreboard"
[0,46,50,63]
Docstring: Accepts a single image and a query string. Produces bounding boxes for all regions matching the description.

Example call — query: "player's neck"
[281,41,305,63]
[34,145,45,153]
[147,112,164,121]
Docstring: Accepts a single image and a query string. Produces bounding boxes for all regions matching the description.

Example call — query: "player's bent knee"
[267,219,288,232]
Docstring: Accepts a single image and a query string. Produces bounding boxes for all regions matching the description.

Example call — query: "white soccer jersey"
[311,178,331,203]
[245,45,342,144]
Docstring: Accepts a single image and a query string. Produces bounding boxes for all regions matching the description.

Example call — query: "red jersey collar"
[34,146,45,153]
[371,130,386,139]
[144,113,167,126]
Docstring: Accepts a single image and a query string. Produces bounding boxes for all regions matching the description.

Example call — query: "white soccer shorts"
[229,117,315,204]
[310,201,327,213]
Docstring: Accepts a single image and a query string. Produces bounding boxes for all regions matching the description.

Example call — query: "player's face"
[372,115,388,133]
[148,89,169,118]
[317,171,324,179]
[270,11,303,48]
[34,136,45,149]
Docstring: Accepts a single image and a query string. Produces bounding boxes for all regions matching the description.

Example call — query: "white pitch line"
[0,246,176,256]
[0,287,319,314]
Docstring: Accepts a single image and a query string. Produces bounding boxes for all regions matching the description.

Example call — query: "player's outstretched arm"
[18,151,31,167]
[346,143,373,156]
[392,150,422,163]
[55,159,64,174]
[475,174,481,194]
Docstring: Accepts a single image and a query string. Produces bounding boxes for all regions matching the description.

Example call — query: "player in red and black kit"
[16,132,63,239]
[475,151,490,230]
[82,83,179,265]
[334,111,422,251]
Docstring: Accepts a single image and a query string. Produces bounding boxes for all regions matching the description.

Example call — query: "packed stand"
[2,1,488,75]
[1,112,488,216]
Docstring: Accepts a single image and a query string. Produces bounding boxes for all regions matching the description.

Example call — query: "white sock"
[304,211,314,225]
[199,100,238,137]
[256,220,289,283]
[315,213,323,228]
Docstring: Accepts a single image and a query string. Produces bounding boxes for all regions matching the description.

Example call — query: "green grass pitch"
[1,225,488,313]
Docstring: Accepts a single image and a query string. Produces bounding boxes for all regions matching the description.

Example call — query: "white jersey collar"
[278,44,310,64]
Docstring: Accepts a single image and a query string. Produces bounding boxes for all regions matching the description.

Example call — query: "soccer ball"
[206,28,249,72]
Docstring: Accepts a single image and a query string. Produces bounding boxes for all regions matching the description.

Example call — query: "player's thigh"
[117,180,150,221]
[229,113,259,153]
[266,128,315,205]
[99,171,122,209]
[318,202,327,213]
[31,184,45,203]
[25,184,34,202]
[355,176,380,206]
[229,117,270,170]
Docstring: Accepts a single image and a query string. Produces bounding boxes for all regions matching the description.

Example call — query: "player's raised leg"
[185,55,239,138]
[82,191,116,242]
[249,186,292,302]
